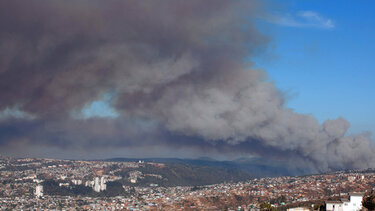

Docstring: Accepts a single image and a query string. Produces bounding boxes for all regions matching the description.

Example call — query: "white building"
[343,193,363,211]
[85,180,94,187]
[72,179,82,185]
[287,207,310,211]
[100,176,106,191]
[326,201,343,211]
[93,176,107,192]
[59,182,69,187]
[35,184,43,198]
[130,178,137,183]
[326,192,363,211]
[94,177,101,192]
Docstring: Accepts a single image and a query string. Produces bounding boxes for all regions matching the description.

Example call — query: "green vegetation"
[259,202,277,211]
[43,180,92,196]
[362,191,375,210]
[117,163,253,187]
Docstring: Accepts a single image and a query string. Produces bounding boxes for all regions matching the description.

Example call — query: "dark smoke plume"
[0,0,373,172]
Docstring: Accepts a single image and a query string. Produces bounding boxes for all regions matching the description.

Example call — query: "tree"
[260,202,277,211]
[362,191,375,210]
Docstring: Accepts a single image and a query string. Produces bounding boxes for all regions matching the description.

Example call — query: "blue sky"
[80,92,118,119]
[254,0,375,137]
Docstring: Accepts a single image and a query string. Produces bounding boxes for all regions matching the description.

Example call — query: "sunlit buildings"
[93,176,107,192]
[35,184,43,198]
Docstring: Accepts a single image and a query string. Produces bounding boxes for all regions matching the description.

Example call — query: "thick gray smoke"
[0,0,373,171]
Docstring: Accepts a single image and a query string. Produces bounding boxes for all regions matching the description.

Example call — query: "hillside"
[105,157,311,186]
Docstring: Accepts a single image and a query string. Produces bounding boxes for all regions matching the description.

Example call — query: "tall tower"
[94,177,101,192]
[100,176,107,191]
[35,184,43,198]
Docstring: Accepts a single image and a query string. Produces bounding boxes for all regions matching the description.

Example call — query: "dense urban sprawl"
[0,156,374,210]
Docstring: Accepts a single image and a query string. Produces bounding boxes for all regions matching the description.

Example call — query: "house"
[326,192,363,211]
[343,193,363,211]
[326,201,343,211]
[287,207,311,211]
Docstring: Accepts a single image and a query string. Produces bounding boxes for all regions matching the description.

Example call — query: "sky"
[0,0,374,172]
[254,0,375,137]
[79,0,375,138]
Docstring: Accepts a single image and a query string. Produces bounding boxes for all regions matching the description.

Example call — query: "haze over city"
[0,0,374,173]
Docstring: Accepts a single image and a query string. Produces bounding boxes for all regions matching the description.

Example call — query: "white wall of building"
[326,193,363,211]
[287,207,310,211]
[343,195,362,211]
[35,184,43,198]
[326,202,343,211]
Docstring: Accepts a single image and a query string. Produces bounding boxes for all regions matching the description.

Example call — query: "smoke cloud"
[0,0,373,172]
